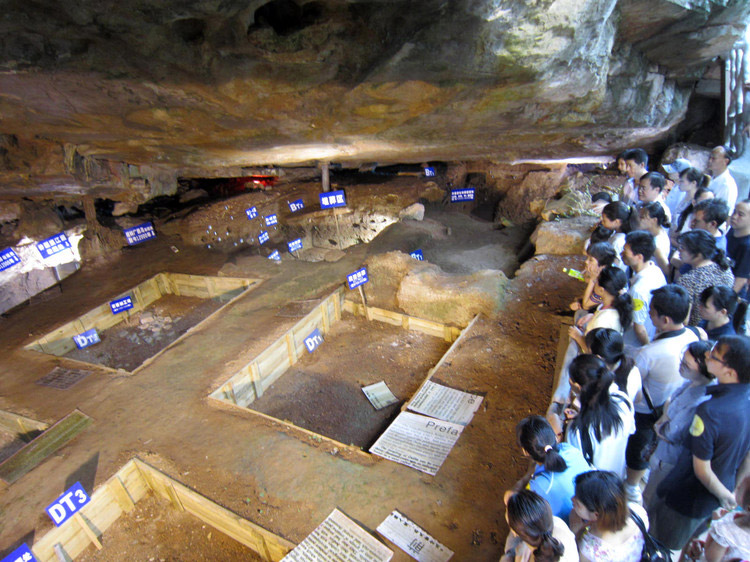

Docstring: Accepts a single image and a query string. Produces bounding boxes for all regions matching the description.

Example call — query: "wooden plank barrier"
[343,300,461,342]
[24,273,261,360]
[0,409,49,441]
[26,457,293,561]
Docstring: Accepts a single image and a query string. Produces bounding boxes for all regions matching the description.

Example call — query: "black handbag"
[629,509,672,562]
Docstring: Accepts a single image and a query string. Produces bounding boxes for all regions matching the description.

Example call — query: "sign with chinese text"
[346,267,368,290]
[265,214,278,226]
[110,296,133,314]
[36,233,72,259]
[246,206,258,220]
[449,188,474,202]
[123,222,156,245]
[1,544,37,562]
[0,248,21,272]
[320,190,346,209]
[268,250,281,261]
[288,238,303,253]
[258,231,270,245]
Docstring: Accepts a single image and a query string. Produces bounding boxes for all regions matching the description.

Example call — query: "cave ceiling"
[0,0,749,200]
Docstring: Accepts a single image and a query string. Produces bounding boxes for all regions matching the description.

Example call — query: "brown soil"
[77,493,263,562]
[0,431,26,464]
[64,295,224,372]
[248,314,451,448]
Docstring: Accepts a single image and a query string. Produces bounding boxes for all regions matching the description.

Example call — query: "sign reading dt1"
[258,231,270,245]
[450,188,475,202]
[424,166,436,177]
[45,482,91,527]
[268,250,281,261]
[265,214,278,226]
[1,543,37,562]
[410,249,424,261]
[73,328,100,349]
[304,328,324,353]
[347,267,368,290]
[288,238,303,253]
[36,233,72,259]
[0,248,21,272]
[123,222,156,245]
[110,296,134,314]
[246,206,258,220]
[320,190,346,209]
[288,199,304,212]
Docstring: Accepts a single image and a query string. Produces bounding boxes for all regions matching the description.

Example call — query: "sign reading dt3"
[73,328,100,349]
[346,267,368,290]
[304,328,324,353]
[36,233,72,259]
[123,222,156,245]
[110,296,134,314]
[320,190,346,209]
[45,482,91,527]
[450,188,475,202]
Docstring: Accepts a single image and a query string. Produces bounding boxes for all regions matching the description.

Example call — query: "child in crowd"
[649,335,750,552]
[642,340,714,509]
[569,242,617,313]
[569,470,649,562]
[600,202,640,270]
[563,355,635,478]
[585,328,642,404]
[727,199,750,300]
[698,285,748,339]
[677,230,735,326]
[511,416,591,524]
[502,490,579,562]
[637,203,671,275]
[624,284,698,504]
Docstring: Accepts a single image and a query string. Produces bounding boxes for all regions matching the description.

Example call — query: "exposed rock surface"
[0,1,748,201]
[531,216,600,256]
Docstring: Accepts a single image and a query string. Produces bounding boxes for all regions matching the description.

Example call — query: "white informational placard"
[377,511,453,562]
[407,382,483,426]
[362,382,399,410]
[370,412,463,476]
[281,509,393,562]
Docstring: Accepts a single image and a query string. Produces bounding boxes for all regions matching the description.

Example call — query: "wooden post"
[74,513,102,550]
[250,363,263,399]
[358,286,371,321]
[321,162,330,192]
[333,210,342,248]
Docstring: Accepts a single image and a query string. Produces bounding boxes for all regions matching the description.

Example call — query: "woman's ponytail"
[542,444,567,473]
[711,247,733,271]
[734,299,749,335]
[613,292,634,332]
[534,532,565,562]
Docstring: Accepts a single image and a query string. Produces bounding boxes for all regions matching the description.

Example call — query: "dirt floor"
[0,186,584,560]
[0,431,26,464]
[77,493,263,562]
[249,314,451,449]
[65,295,224,372]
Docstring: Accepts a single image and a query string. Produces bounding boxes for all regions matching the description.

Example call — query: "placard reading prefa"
[362,381,399,410]
[377,511,453,562]
[407,382,483,426]
[370,412,463,475]
[281,508,393,562]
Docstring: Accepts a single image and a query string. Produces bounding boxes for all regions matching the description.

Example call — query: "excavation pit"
[210,289,462,450]
[24,273,262,373]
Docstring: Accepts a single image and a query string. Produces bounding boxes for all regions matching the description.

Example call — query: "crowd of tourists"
[500,147,750,562]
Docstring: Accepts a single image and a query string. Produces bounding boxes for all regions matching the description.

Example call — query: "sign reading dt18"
[450,188,475,202]
[265,214,278,226]
[110,296,134,314]
[288,199,304,212]
[304,328,324,353]
[288,238,303,253]
[1,543,36,562]
[346,267,368,290]
[246,207,258,220]
[123,222,156,245]
[45,482,91,527]
[424,167,436,177]
[36,233,72,259]
[0,248,21,272]
[410,249,424,261]
[73,328,100,349]
[320,190,346,209]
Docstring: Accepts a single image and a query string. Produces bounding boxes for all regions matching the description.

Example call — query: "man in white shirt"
[707,146,738,215]
[638,172,672,222]
[622,148,649,204]
[621,231,667,347]
[624,285,698,503]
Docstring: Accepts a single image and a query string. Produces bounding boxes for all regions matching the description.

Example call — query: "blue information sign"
[450,188,475,202]
[320,190,346,209]
[110,296,134,314]
[258,231,270,245]
[265,214,278,226]
[268,250,281,261]
[45,482,91,527]
[410,249,424,261]
[36,233,72,259]
[424,166,436,177]
[288,238,303,253]
[246,206,258,220]
[288,199,304,212]
[0,248,21,272]
[123,222,156,245]
[1,543,37,562]
[73,328,100,349]
[346,267,369,290]
[304,328,324,353]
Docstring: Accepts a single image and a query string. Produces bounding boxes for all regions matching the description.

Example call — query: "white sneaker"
[625,483,643,505]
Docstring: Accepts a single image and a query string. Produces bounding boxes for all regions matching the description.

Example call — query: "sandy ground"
[0,198,582,561]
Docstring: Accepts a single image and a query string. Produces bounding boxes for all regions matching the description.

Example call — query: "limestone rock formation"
[0,0,748,201]
[531,216,600,255]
